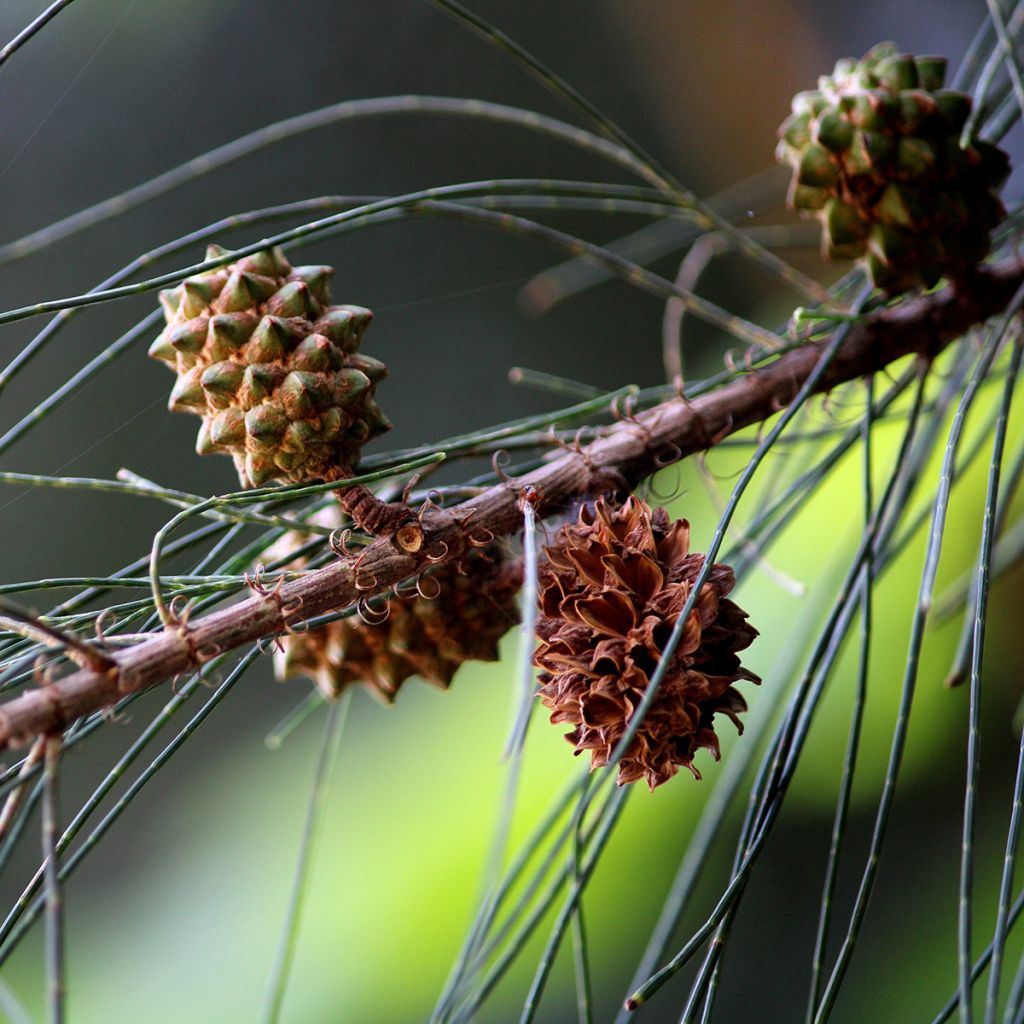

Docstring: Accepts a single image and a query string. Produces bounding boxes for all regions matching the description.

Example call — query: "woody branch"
[1,254,1022,747]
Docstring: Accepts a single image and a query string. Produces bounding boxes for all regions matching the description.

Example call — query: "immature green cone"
[777,43,1010,292]
[270,509,522,703]
[150,246,391,487]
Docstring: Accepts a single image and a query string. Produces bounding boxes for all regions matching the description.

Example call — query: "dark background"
[0,1,1020,1022]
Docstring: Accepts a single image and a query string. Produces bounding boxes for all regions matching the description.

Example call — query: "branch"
[2,256,1022,748]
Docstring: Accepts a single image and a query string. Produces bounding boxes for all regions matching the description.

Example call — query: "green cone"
[776,42,1010,292]
[150,246,391,487]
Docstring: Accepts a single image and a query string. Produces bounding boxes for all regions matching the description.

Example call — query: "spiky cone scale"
[533,497,759,791]
[270,509,522,703]
[149,245,392,488]
[776,42,1010,293]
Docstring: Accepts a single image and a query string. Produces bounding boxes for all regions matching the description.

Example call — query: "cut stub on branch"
[534,497,759,791]
[271,509,522,703]
[333,479,425,554]
[777,42,1010,292]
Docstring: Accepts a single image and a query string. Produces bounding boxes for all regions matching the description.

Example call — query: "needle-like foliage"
[0,3,1023,1023]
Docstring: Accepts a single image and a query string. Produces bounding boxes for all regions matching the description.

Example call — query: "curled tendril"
[257,635,283,656]
[575,426,594,450]
[612,392,656,449]
[329,527,360,558]
[244,561,284,598]
[353,568,379,592]
[452,505,479,525]
[491,449,514,482]
[172,610,224,666]
[819,391,840,422]
[357,597,390,626]
[416,573,442,600]
[653,441,682,468]
[548,425,592,465]
[167,594,192,627]
[416,490,442,520]
[449,503,496,550]
[393,576,421,600]
[542,424,562,447]
[610,391,639,423]
[688,397,734,450]
[245,565,304,636]
[244,563,272,597]
[279,595,307,635]
[424,539,450,563]
[770,387,788,412]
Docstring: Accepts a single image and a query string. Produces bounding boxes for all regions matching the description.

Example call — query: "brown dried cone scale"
[149,246,421,548]
[776,42,1010,292]
[534,497,759,791]
[271,509,522,703]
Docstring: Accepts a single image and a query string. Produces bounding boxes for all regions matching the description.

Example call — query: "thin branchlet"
[0,254,1022,746]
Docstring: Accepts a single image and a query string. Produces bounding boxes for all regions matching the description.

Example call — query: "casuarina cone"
[150,246,391,488]
[534,497,759,791]
[777,43,1009,292]
[271,508,522,703]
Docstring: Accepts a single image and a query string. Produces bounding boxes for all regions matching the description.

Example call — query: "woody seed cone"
[777,43,1009,292]
[534,497,759,790]
[271,509,522,703]
[150,246,391,488]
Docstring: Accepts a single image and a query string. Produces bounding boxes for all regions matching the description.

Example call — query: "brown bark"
[1,255,1022,747]
[333,480,424,552]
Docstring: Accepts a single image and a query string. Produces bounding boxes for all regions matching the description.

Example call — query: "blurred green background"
[1,0,1023,1021]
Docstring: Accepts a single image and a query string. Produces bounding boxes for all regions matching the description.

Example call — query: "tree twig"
[0,256,1022,748]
